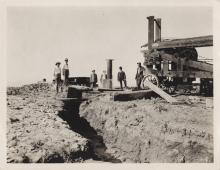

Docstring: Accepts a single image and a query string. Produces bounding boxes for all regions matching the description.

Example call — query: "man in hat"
[90,70,98,88]
[62,58,69,86]
[117,66,127,89]
[135,62,145,90]
[54,62,62,93]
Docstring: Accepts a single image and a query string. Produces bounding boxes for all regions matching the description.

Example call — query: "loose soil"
[80,92,213,163]
[7,83,213,163]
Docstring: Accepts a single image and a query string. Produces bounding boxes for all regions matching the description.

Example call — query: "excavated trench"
[58,98,121,163]
[57,90,213,163]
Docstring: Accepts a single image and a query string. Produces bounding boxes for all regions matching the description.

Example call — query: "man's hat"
[65,58,68,61]
[137,62,141,64]
[56,62,61,65]
[92,69,95,72]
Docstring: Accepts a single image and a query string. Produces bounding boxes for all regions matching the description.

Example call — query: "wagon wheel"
[142,74,159,89]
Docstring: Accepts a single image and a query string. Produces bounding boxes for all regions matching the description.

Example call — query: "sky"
[6,6,213,86]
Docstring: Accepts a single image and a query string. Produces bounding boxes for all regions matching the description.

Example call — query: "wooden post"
[163,60,169,75]
[155,18,161,42]
[147,16,154,50]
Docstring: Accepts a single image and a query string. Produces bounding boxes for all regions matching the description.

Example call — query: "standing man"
[117,66,127,89]
[90,70,98,88]
[54,62,62,93]
[62,58,69,86]
[135,62,145,90]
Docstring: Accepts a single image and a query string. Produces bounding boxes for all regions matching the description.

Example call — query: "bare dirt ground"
[7,83,213,163]
[80,92,213,163]
[7,83,92,163]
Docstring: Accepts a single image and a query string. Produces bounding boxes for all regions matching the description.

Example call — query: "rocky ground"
[7,83,214,163]
[80,92,213,163]
[7,83,93,163]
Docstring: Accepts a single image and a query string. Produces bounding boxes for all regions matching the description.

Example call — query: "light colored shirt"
[63,64,69,70]
[54,67,61,77]
[100,73,107,82]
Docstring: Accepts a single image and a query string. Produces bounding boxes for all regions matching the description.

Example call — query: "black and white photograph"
[0,0,219,169]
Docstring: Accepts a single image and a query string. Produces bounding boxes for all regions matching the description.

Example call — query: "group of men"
[117,62,145,90]
[87,62,146,90]
[53,59,146,93]
[54,58,69,93]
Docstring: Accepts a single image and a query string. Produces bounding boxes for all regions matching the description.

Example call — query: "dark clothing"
[136,77,142,90]
[119,80,127,89]
[63,69,69,86]
[118,71,127,89]
[90,73,98,83]
[135,66,145,89]
[90,82,97,88]
[90,73,98,88]
[117,71,126,81]
[55,73,62,93]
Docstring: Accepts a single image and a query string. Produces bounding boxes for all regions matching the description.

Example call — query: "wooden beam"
[113,90,156,101]
[161,53,213,72]
[98,88,123,92]
[68,85,92,91]
[152,35,213,49]
[144,81,181,104]
[159,70,213,79]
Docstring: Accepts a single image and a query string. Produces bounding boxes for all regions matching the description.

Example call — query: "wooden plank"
[152,35,213,49]
[113,90,156,101]
[188,60,213,72]
[161,54,213,72]
[161,70,213,79]
[57,97,87,102]
[98,88,123,92]
[144,81,180,104]
[68,85,92,91]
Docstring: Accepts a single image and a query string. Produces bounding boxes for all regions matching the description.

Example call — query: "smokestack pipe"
[106,59,113,89]
[147,16,154,50]
[155,18,161,42]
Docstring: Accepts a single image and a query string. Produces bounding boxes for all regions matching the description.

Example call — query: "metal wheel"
[142,74,159,89]
[177,48,198,61]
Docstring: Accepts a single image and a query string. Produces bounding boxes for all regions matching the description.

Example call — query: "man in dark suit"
[117,66,127,89]
[90,70,98,88]
[135,62,145,90]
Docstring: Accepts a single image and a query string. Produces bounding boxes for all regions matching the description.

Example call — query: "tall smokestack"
[155,18,161,42]
[106,59,113,89]
[147,16,154,50]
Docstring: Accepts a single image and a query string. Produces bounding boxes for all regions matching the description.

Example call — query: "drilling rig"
[141,16,213,95]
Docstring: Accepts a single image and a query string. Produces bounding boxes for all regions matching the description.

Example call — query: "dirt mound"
[7,83,51,96]
[7,87,93,163]
[79,94,213,163]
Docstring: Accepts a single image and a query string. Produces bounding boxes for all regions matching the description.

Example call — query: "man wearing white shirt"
[62,58,69,86]
[54,62,62,93]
